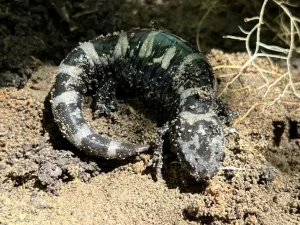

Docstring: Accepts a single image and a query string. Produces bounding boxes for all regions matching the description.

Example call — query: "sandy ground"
[0,50,299,224]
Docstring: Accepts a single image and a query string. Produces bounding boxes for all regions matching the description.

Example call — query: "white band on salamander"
[52,90,79,107]
[57,64,85,79]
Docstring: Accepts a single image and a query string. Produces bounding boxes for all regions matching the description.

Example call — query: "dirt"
[0,50,299,225]
[3,0,299,90]
[0,0,124,88]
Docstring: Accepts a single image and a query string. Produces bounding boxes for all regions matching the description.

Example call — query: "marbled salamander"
[51,28,224,180]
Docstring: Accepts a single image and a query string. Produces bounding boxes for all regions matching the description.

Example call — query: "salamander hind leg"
[91,77,118,118]
[147,122,170,179]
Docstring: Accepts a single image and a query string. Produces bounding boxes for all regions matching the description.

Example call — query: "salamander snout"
[170,110,224,180]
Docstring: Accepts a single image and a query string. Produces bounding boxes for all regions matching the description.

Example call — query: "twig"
[196,0,220,52]
[217,0,300,125]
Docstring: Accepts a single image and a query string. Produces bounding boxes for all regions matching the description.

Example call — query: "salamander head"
[169,109,224,181]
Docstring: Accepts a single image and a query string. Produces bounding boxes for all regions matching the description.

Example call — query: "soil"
[0,49,299,225]
[3,0,299,89]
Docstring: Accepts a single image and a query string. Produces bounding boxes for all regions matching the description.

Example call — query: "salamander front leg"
[147,122,170,180]
[215,99,239,126]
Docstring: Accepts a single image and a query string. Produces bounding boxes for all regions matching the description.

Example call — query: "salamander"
[50,28,225,180]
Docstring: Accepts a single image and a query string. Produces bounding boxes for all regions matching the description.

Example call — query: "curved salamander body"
[51,29,224,180]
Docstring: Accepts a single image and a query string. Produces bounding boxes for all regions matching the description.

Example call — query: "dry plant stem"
[213,65,241,70]
[230,86,251,93]
[196,0,220,51]
[217,0,269,98]
[218,72,239,78]
[233,102,267,126]
[220,166,252,171]
[264,0,300,100]
[0,27,7,37]
[217,0,300,125]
